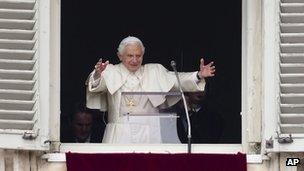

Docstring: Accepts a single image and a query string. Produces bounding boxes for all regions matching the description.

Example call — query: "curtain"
[66,152,246,171]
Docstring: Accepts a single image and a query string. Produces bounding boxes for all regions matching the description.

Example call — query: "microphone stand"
[170,61,192,153]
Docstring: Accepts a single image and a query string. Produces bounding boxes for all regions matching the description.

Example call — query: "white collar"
[119,63,144,80]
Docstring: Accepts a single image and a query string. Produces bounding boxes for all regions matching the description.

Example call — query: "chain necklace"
[123,75,143,108]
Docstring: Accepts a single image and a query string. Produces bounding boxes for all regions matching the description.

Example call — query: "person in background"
[177,82,223,143]
[61,103,103,143]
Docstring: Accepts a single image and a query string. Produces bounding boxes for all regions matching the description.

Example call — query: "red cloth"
[66,152,246,171]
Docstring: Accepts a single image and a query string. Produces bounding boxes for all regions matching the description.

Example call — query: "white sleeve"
[176,71,206,92]
[91,76,101,88]
[192,71,200,82]
[88,70,107,92]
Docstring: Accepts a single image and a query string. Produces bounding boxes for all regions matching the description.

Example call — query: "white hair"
[117,36,145,55]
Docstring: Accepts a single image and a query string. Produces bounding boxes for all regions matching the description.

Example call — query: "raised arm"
[197,58,216,79]
[172,58,215,92]
[93,58,109,79]
[88,58,109,92]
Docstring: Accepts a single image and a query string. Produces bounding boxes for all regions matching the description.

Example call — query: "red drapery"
[66,152,247,171]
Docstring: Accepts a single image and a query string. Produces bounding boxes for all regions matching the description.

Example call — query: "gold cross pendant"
[127,100,135,107]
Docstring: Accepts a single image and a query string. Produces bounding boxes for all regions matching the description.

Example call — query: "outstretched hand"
[93,58,109,79]
[198,58,215,78]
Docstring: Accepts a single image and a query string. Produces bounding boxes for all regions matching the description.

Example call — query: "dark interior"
[60,0,242,143]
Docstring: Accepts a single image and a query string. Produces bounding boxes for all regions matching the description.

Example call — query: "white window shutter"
[0,0,48,150]
[277,0,304,150]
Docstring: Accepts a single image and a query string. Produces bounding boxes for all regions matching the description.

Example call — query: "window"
[60,0,242,146]
[3,0,283,158]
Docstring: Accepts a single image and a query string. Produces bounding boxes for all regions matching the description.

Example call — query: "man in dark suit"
[177,82,223,143]
[61,104,104,143]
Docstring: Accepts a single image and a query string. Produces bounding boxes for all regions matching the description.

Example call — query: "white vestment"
[86,63,205,143]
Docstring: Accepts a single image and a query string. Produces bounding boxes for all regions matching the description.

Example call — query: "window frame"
[49,0,257,154]
[261,0,281,153]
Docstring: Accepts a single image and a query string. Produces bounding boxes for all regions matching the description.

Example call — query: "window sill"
[41,143,263,164]
[42,153,262,164]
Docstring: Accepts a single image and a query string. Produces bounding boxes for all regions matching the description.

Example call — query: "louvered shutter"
[278,0,304,147]
[0,0,48,150]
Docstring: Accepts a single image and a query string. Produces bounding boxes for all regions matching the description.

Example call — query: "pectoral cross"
[127,99,135,107]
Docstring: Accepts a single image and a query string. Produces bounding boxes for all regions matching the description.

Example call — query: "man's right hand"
[93,58,109,79]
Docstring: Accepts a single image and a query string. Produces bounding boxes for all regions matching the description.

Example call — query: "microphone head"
[170,60,176,67]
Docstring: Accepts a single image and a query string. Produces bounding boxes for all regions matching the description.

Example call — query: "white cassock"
[86,63,205,143]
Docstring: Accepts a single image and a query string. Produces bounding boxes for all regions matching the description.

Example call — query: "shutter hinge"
[22,130,39,140]
[277,132,293,144]
[266,137,273,149]
[44,140,61,153]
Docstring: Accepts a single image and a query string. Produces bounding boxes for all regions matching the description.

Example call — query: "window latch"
[22,130,38,140]
[277,133,293,144]
[44,140,60,153]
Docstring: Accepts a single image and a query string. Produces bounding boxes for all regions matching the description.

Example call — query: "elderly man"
[86,36,215,143]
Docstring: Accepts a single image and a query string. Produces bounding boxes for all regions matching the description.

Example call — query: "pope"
[86,36,215,143]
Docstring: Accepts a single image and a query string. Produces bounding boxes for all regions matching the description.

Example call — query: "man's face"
[188,92,204,105]
[118,43,143,72]
[72,112,93,142]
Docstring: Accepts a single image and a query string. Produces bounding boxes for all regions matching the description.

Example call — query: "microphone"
[170,60,192,153]
[170,60,178,82]
[170,60,176,69]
